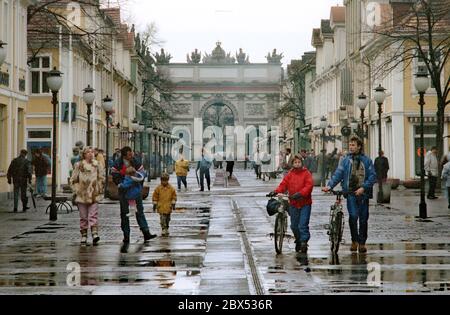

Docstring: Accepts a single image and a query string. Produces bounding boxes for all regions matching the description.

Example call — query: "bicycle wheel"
[332,212,344,254]
[274,213,286,254]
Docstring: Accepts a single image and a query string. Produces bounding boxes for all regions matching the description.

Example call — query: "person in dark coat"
[111,146,156,244]
[226,155,235,179]
[7,149,32,212]
[32,149,50,197]
[374,151,389,181]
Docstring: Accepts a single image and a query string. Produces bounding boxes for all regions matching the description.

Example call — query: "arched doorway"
[202,103,235,165]
[202,102,235,129]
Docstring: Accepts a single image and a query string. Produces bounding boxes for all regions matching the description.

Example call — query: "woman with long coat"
[71,147,104,245]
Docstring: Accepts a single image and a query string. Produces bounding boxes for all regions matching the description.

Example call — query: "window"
[416,49,442,89]
[31,56,51,94]
[26,129,52,168]
[0,104,6,172]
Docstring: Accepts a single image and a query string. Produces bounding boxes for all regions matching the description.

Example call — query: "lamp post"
[374,85,387,203]
[356,92,369,150]
[158,128,163,176]
[46,67,63,221]
[327,124,335,150]
[153,127,159,179]
[102,96,113,198]
[146,126,153,182]
[0,40,7,66]
[374,85,387,159]
[139,123,145,154]
[130,119,139,152]
[82,85,95,146]
[319,116,328,186]
[415,67,430,219]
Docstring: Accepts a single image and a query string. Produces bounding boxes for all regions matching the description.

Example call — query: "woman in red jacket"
[271,154,314,253]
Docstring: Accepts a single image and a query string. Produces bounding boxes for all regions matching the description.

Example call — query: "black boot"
[300,242,308,253]
[22,198,29,212]
[143,230,157,242]
[122,234,130,244]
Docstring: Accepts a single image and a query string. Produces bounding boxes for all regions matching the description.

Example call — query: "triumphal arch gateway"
[158,42,283,161]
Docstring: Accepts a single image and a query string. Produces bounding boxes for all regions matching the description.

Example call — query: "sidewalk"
[0,168,449,294]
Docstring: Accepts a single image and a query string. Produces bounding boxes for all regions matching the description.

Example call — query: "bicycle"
[266,193,291,254]
[325,190,353,254]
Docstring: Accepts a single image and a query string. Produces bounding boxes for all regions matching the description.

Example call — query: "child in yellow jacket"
[152,173,177,237]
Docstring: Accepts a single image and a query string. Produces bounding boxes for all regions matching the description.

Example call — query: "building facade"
[0,0,35,200]
[159,42,283,161]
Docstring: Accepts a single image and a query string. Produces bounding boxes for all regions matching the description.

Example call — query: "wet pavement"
[0,168,449,294]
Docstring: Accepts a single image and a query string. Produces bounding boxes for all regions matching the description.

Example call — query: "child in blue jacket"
[118,166,144,217]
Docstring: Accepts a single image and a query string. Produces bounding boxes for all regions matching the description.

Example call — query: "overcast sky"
[127,0,344,66]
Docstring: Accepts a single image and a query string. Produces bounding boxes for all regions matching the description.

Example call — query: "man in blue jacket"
[322,136,377,253]
[111,146,156,244]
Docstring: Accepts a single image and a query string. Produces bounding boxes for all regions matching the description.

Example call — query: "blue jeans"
[36,176,47,195]
[288,205,312,243]
[177,176,187,189]
[199,169,210,190]
[119,192,149,237]
[346,195,369,244]
[13,181,28,210]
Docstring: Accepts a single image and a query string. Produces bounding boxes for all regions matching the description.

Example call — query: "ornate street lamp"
[130,119,140,152]
[82,85,95,146]
[356,92,369,149]
[102,95,114,198]
[414,67,430,219]
[46,67,63,221]
[139,123,145,153]
[0,41,7,66]
[374,84,387,203]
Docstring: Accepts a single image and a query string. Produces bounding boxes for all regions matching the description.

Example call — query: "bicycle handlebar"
[328,189,355,197]
[266,193,291,199]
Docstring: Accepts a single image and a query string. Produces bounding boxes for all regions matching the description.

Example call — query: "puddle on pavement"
[262,243,450,293]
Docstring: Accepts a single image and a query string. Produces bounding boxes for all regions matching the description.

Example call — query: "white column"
[391,59,406,180]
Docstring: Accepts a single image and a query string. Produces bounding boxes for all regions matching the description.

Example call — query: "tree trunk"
[436,101,445,190]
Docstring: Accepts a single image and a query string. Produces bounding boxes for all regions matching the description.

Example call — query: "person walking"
[32,149,50,197]
[70,147,104,245]
[226,155,235,179]
[425,146,439,199]
[269,155,314,253]
[374,151,390,182]
[281,148,293,175]
[152,173,177,237]
[7,149,32,212]
[322,136,377,254]
[254,150,262,179]
[111,146,156,244]
[441,153,450,209]
[95,148,106,170]
[196,151,212,191]
[175,155,190,191]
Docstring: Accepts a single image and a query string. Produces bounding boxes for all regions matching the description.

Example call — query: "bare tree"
[278,59,313,129]
[365,0,450,168]
[136,25,174,127]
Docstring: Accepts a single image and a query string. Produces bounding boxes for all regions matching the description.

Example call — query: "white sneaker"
[127,206,136,217]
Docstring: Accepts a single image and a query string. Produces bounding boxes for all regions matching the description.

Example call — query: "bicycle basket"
[266,198,280,216]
